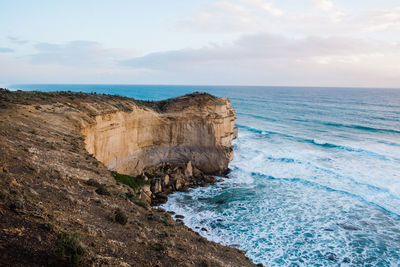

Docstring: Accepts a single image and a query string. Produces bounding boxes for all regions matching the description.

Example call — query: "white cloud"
[176,0,283,33]
[121,33,400,87]
[357,7,400,33]
[312,0,333,11]
[176,1,258,33]
[175,0,349,37]
[239,0,284,16]
[123,34,385,67]
[177,0,400,39]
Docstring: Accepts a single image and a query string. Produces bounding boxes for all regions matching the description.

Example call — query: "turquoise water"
[9,84,400,266]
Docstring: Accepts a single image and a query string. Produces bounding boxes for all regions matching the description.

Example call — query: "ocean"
[9,84,400,266]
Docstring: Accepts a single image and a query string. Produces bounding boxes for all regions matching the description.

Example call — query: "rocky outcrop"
[80,93,237,176]
[138,161,220,205]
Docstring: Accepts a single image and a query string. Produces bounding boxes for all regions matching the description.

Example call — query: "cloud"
[0,40,146,84]
[357,7,400,33]
[0,53,149,85]
[175,0,400,37]
[176,1,257,33]
[239,0,283,16]
[176,0,283,33]
[29,40,126,67]
[311,0,333,11]
[8,35,29,45]
[123,33,381,67]
[173,0,352,36]
[121,33,400,87]
[0,48,14,53]
[178,1,400,39]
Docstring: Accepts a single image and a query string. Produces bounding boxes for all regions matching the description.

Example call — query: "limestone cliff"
[80,93,237,176]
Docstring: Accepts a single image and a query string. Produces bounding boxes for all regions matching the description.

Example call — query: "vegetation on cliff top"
[0,88,224,113]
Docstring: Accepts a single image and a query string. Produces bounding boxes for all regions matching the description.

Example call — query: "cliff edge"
[0,89,254,267]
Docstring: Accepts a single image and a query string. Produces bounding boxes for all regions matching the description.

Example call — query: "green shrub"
[125,190,135,200]
[95,185,111,196]
[9,199,24,211]
[55,232,86,266]
[112,171,148,191]
[132,199,148,208]
[114,208,128,225]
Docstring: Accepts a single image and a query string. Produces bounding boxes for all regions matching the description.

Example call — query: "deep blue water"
[9,84,400,266]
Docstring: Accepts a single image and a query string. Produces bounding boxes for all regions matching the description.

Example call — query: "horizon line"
[4,83,400,90]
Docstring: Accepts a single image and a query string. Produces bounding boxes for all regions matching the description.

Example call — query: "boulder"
[139,185,152,203]
[151,178,162,194]
[175,179,182,190]
[192,167,202,178]
[163,175,169,186]
[184,161,193,177]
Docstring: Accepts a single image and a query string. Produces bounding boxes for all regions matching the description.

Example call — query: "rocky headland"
[0,89,255,266]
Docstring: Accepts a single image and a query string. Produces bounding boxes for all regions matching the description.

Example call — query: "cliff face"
[80,93,237,176]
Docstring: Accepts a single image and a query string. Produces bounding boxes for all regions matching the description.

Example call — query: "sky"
[1,0,400,88]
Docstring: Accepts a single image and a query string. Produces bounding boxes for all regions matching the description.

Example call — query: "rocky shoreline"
[139,161,225,206]
[0,89,257,266]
